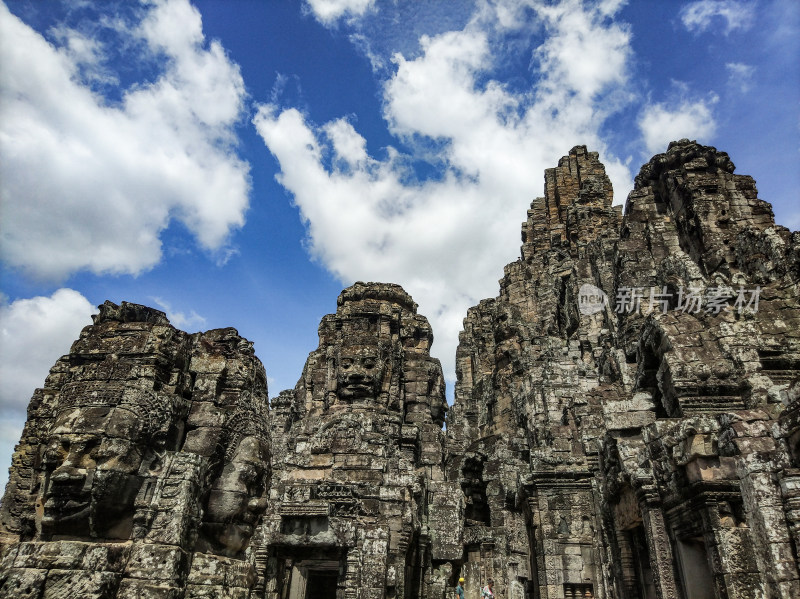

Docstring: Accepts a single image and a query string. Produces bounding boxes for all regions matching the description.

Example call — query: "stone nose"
[50,443,90,484]
[248,496,268,513]
[51,464,85,484]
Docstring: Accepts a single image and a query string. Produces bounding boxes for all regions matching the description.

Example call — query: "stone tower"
[263,282,453,599]
[1,141,798,599]
[0,301,270,598]
[446,141,800,599]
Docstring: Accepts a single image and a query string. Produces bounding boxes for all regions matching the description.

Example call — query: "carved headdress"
[55,382,181,444]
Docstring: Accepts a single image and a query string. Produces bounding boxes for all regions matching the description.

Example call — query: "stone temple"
[1,140,798,599]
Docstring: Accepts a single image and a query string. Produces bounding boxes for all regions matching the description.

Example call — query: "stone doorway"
[305,569,338,599]
[285,558,341,599]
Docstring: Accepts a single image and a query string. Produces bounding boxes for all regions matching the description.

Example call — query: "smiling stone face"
[39,405,147,540]
[336,345,386,402]
[201,435,269,556]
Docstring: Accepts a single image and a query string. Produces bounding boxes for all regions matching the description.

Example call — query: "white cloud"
[0,0,250,280]
[0,415,26,493]
[150,296,207,330]
[680,0,755,34]
[255,0,635,382]
[0,289,95,414]
[638,94,718,154]
[48,24,118,86]
[533,0,631,103]
[305,0,376,25]
[725,61,755,92]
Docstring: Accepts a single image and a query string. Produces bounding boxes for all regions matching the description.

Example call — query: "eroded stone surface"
[1,141,798,599]
[262,282,449,599]
[0,302,269,598]
[446,141,800,599]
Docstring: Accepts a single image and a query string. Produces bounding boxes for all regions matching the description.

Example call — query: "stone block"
[12,542,88,570]
[185,585,248,599]
[0,568,47,599]
[124,544,189,582]
[42,569,120,599]
[116,580,181,599]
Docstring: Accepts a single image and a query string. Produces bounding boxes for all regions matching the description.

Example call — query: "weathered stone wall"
[262,282,450,599]
[446,140,800,599]
[446,146,623,599]
[0,301,270,598]
[1,141,798,599]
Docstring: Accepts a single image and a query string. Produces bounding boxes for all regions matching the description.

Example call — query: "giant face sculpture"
[200,414,269,557]
[39,397,163,540]
[336,344,386,402]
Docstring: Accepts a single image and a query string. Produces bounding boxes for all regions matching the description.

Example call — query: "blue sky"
[0,0,798,488]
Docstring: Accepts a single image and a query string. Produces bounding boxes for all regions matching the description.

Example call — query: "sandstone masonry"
[1,140,798,599]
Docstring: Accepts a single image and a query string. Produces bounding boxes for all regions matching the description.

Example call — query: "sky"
[0,0,798,489]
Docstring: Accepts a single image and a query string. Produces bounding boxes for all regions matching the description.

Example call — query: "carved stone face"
[336,345,385,401]
[39,405,146,539]
[203,435,269,556]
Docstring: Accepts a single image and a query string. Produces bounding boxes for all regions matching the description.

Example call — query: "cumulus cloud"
[680,0,755,34]
[150,296,207,331]
[255,0,635,381]
[305,0,376,25]
[0,0,250,280]
[638,92,718,154]
[0,416,25,492]
[0,289,95,414]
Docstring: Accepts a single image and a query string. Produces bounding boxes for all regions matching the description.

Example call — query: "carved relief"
[38,388,179,540]
[2,142,799,599]
[335,343,387,404]
[198,407,270,557]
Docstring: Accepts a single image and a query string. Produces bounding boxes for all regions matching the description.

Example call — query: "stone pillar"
[640,505,679,599]
[343,548,361,599]
[778,470,800,565]
[417,532,431,597]
[613,527,638,599]
[737,454,800,599]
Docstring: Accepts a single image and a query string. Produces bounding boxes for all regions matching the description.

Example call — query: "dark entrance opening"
[305,570,338,599]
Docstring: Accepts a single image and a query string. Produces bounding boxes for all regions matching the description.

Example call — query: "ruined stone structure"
[0,302,271,598]
[446,141,800,599]
[262,282,451,599]
[1,140,798,598]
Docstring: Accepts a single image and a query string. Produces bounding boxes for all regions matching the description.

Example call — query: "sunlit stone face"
[39,406,145,540]
[202,435,269,556]
[336,345,385,401]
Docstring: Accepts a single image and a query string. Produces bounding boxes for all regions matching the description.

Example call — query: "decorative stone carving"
[0,301,270,598]
[197,409,270,557]
[446,141,800,599]
[335,341,388,405]
[263,282,447,599]
[1,141,798,599]
[39,387,177,541]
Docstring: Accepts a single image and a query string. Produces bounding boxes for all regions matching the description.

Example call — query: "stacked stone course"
[1,141,798,598]
[446,140,800,599]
